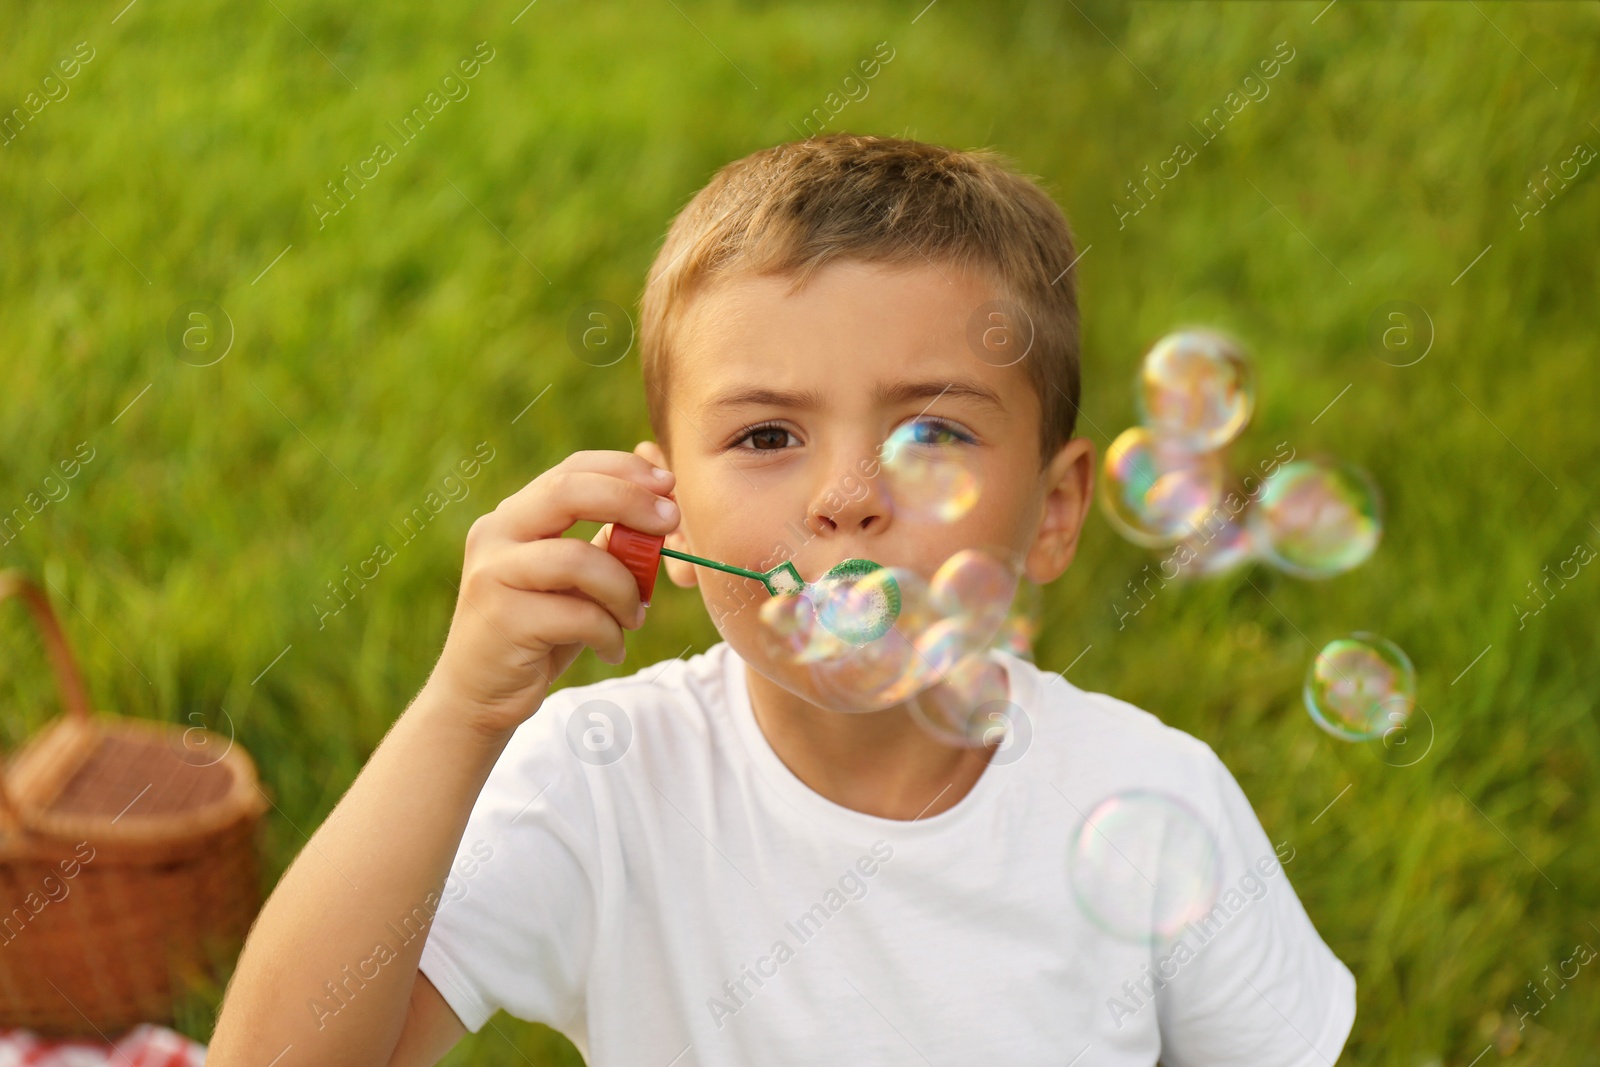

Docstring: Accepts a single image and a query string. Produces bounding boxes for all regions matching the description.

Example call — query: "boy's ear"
[631,440,698,588]
[1023,437,1096,585]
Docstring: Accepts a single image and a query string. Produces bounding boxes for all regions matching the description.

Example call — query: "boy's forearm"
[210,683,517,1067]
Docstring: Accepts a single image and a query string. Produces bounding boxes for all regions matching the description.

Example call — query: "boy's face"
[635,259,1093,699]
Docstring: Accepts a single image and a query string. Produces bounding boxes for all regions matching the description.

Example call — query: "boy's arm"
[207,683,507,1066]
[208,451,679,1066]
[387,962,467,1065]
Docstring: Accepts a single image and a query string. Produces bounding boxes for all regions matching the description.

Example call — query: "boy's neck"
[743,662,997,822]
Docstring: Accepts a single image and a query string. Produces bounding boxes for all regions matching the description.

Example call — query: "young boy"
[211,134,1355,1066]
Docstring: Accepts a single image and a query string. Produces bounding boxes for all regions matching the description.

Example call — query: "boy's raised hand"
[426,449,678,739]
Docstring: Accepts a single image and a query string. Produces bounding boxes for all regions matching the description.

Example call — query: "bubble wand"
[607,524,901,642]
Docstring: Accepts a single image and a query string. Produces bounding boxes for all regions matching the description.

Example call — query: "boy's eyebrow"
[703,377,1005,416]
[877,378,1006,411]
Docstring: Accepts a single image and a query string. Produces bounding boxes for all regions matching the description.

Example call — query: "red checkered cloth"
[0,1025,205,1066]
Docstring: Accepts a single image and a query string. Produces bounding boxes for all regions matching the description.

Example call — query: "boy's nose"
[807,453,890,536]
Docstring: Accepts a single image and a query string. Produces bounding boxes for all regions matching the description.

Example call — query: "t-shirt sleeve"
[1155,747,1357,1066]
[417,697,599,1035]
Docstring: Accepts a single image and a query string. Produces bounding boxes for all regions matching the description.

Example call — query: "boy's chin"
[725,628,941,715]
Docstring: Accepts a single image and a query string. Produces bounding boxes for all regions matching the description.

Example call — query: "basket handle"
[0,569,93,823]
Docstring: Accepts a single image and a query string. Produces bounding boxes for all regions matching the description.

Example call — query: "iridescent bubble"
[812,559,902,645]
[752,547,1025,713]
[1067,791,1222,944]
[992,579,1043,660]
[929,548,1020,638]
[908,652,1010,748]
[1178,506,1260,578]
[756,592,817,661]
[1250,459,1383,579]
[1304,633,1416,741]
[1137,329,1255,452]
[878,419,981,522]
[1100,427,1226,548]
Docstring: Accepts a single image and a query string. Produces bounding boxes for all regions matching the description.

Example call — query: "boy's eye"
[905,418,966,446]
[733,423,798,451]
[895,416,977,449]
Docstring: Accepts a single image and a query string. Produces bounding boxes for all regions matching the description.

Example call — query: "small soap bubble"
[1250,459,1382,579]
[1304,633,1416,741]
[1100,427,1225,548]
[1137,330,1254,452]
[1067,791,1222,945]
[878,420,981,522]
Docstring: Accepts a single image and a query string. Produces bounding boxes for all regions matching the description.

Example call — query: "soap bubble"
[878,420,981,522]
[929,548,1020,639]
[992,579,1043,661]
[1304,633,1416,741]
[1178,506,1260,578]
[907,652,1010,748]
[1067,790,1222,944]
[753,546,1025,713]
[1100,427,1225,548]
[1137,330,1255,452]
[1250,459,1382,579]
[811,560,902,645]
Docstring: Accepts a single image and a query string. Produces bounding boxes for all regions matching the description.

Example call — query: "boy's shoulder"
[995,648,1227,793]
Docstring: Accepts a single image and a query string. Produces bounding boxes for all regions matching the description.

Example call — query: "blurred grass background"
[2,0,1597,1062]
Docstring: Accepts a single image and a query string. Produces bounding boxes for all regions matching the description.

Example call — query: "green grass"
[2,0,1596,1062]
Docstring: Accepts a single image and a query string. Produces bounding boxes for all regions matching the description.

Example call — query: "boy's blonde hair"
[638,133,1083,466]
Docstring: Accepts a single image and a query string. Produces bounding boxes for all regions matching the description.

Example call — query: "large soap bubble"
[1067,790,1222,945]
[1100,427,1225,548]
[1250,459,1382,579]
[1304,633,1416,741]
[1137,329,1255,452]
[878,419,982,523]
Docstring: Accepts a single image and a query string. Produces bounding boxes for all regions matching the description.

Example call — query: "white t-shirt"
[419,641,1356,1065]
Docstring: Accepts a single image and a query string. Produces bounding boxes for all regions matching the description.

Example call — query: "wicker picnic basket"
[0,569,269,1036]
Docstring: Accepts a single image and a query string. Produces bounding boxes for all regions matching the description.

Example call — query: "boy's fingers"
[494,450,671,520]
[482,538,645,630]
[506,590,627,664]
[493,469,678,544]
